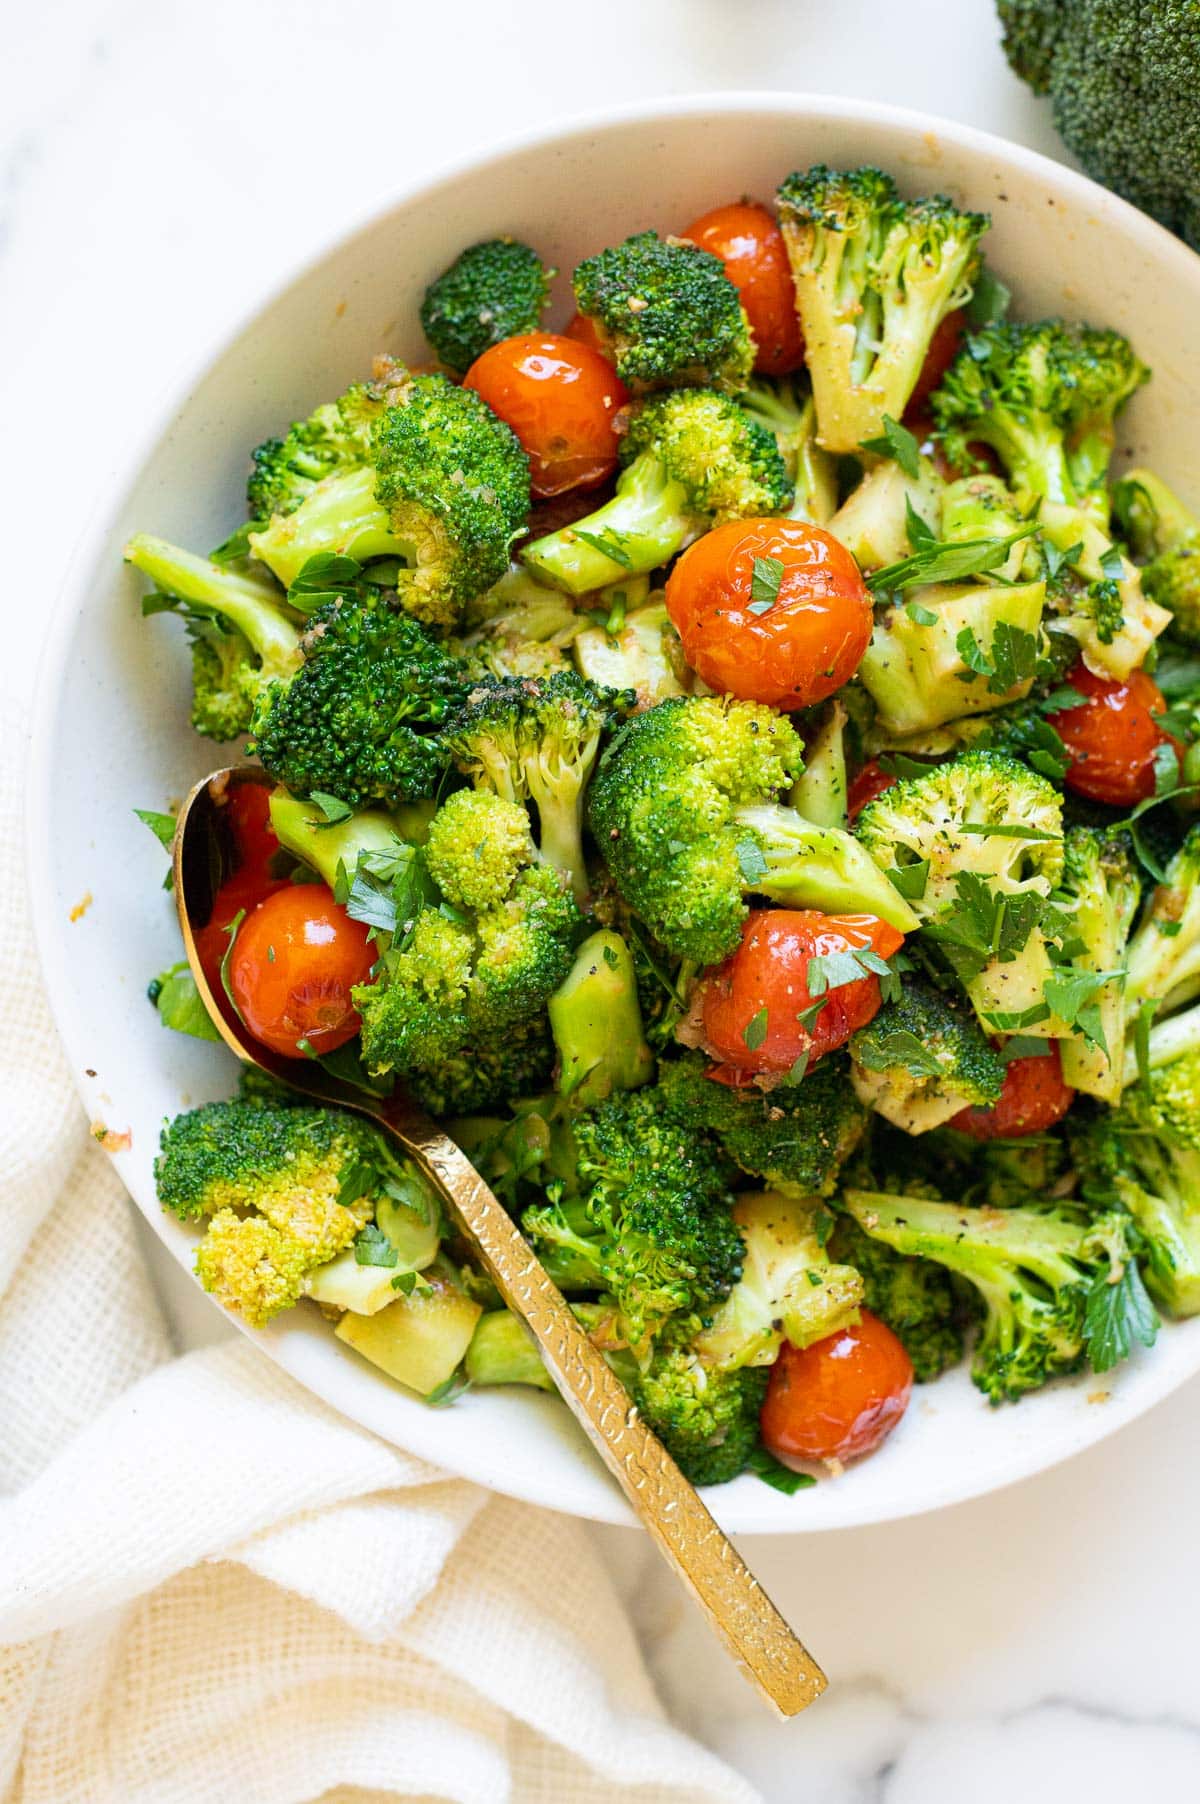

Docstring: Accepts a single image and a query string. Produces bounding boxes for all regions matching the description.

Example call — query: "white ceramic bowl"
[30,93,1200,1532]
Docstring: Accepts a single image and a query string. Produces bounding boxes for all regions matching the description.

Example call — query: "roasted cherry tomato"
[227,884,375,1059]
[1047,660,1180,807]
[952,1041,1076,1139]
[680,200,804,376]
[224,781,279,881]
[847,759,898,822]
[760,1311,914,1465]
[464,332,629,499]
[193,872,285,1004]
[665,518,872,710]
[905,307,967,422]
[564,310,610,360]
[697,908,904,1075]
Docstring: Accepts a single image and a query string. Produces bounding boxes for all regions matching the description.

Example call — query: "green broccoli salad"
[130,164,1200,1490]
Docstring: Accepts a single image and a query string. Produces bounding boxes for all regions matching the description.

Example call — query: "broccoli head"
[442,668,625,901]
[127,535,302,741]
[1052,826,1140,1102]
[998,1,1200,250]
[1072,1053,1200,1317]
[420,238,553,374]
[633,1343,768,1486]
[249,374,531,630]
[248,571,468,808]
[521,388,791,595]
[571,229,754,393]
[247,380,386,522]
[522,1084,745,1358]
[775,165,988,453]
[656,1050,866,1196]
[848,977,1005,1134]
[843,1187,1157,1401]
[828,1212,966,1382]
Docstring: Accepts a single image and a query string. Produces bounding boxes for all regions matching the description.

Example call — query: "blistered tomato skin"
[1048,661,1180,807]
[665,518,873,710]
[228,885,375,1059]
[697,907,905,1075]
[847,759,898,822]
[952,1041,1076,1139]
[464,332,629,499]
[680,201,805,376]
[905,306,968,422]
[760,1311,914,1465]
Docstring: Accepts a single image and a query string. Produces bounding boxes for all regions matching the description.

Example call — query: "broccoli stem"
[268,788,412,890]
[125,534,301,680]
[548,929,654,1108]
[1123,1005,1200,1085]
[787,700,848,829]
[521,453,694,596]
[249,467,415,591]
[464,1310,555,1390]
[733,801,920,932]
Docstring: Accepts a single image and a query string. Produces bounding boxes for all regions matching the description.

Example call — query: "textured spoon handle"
[390,1099,827,1717]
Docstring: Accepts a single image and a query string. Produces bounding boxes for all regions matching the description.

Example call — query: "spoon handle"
[388,1095,827,1718]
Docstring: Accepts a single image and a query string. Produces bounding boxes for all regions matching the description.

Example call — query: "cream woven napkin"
[0,714,759,1804]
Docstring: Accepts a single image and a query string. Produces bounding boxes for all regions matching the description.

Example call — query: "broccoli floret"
[633,1344,768,1485]
[588,695,918,966]
[248,570,467,809]
[855,750,1065,1030]
[828,1213,965,1381]
[406,1021,556,1118]
[126,535,302,741]
[932,318,1146,520]
[420,239,552,374]
[998,1,1200,250]
[1125,823,1200,1019]
[423,789,535,911]
[548,928,655,1108]
[247,381,386,522]
[249,374,530,630]
[522,1086,745,1359]
[1073,1057,1200,1316]
[693,1191,864,1369]
[775,166,988,453]
[848,977,1005,1134]
[521,389,791,596]
[155,1093,422,1326]
[442,669,623,902]
[857,577,1047,736]
[843,1188,1157,1401]
[1113,468,1200,642]
[656,1050,866,1196]
[1052,827,1141,1102]
[739,375,838,524]
[572,229,753,393]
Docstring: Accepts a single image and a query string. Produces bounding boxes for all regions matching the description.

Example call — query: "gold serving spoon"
[173,765,826,1717]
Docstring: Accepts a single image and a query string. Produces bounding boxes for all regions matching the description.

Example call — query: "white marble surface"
[6,2,1200,1796]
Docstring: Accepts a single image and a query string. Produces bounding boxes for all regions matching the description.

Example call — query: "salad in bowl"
[126,159,1200,1494]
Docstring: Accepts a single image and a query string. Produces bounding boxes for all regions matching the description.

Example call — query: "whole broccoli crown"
[249,591,467,809]
[1002,1,1200,249]
[633,1345,768,1486]
[406,1019,555,1118]
[373,375,531,620]
[194,1209,315,1327]
[188,625,271,741]
[424,788,535,911]
[776,163,902,240]
[572,230,754,393]
[443,669,621,786]
[587,695,804,964]
[849,978,1005,1107]
[471,864,582,1031]
[156,1097,386,1246]
[248,382,385,521]
[932,319,1145,483]
[828,1213,965,1382]
[419,239,552,375]
[855,748,1064,914]
[1144,543,1200,638]
[620,390,792,521]
[656,1051,866,1196]
[1058,823,1140,922]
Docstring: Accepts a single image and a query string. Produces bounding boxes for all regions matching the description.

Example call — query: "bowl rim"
[28,89,1200,1533]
